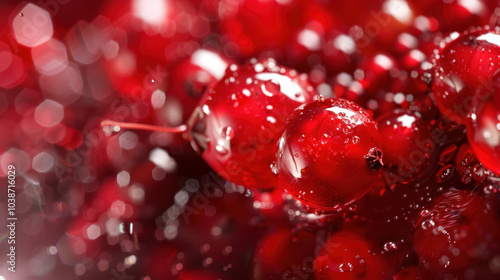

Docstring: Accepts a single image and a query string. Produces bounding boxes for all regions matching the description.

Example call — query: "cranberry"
[253,228,317,279]
[314,229,394,280]
[376,110,435,183]
[174,188,260,278]
[251,187,288,218]
[357,53,398,96]
[412,0,493,33]
[414,190,500,274]
[157,49,234,127]
[219,0,305,56]
[431,26,500,124]
[186,58,317,189]
[467,80,500,175]
[275,98,382,210]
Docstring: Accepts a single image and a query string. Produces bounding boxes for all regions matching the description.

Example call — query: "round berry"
[432,26,500,124]
[158,49,234,126]
[376,110,435,183]
[275,98,382,210]
[414,190,500,273]
[219,0,306,56]
[185,59,317,189]
[314,230,393,280]
[467,81,500,175]
[253,228,317,279]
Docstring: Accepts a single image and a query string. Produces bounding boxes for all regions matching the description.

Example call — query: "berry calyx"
[275,98,382,210]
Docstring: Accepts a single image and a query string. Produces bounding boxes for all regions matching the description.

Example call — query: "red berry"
[219,0,305,56]
[467,80,500,175]
[431,26,500,124]
[156,49,234,127]
[185,58,317,189]
[253,228,317,279]
[314,230,393,280]
[376,110,435,183]
[251,187,288,218]
[414,190,500,273]
[275,98,382,210]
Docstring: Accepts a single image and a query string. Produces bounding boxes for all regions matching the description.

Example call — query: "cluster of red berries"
[2,0,500,279]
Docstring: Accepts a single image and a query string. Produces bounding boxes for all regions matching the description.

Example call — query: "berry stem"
[101,120,187,134]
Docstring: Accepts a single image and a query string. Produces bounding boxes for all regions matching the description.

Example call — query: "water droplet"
[420,209,431,217]
[339,262,354,272]
[484,185,498,195]
[270,162,279,175]
[314,208,324,215]
[421,219,435,230]
[19,13,24,17]
[383,242,397,252]
[215,144,228,155]
[221,126,234,140]
[436,164,454,183]
[439,255,450,267]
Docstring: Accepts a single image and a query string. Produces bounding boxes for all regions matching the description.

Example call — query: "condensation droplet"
[383,242,397,252]
[421,219,435,230]
[270,162,279,176]
[221,126,234,140]
[339,262,354,272]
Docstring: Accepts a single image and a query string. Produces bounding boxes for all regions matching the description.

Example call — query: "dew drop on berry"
[221,126,234,140]
[383,242,397,252]
[420,209,431,217]
[420,219,435,230]
[338,262,354,272]
[435,164,454,183]
[483,185,499,195]
[270,162,279,176]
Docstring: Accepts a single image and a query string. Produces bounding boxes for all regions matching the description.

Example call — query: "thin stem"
[101,120,187,134]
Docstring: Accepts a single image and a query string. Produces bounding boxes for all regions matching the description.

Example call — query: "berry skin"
[414,190,500,274]
[158,49,234,126]
[314,230,393,280]
[431,26,500,124]
[376,110,435,183]
[186,58,317,189]
[253,228,317,279]
[275,98,382,210]
[219,0,306,56]
[467,80,500,175]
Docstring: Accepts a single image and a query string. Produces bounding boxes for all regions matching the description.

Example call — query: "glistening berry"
[274,97,383,210]
[431,26,500,124]
[376,110,435,183]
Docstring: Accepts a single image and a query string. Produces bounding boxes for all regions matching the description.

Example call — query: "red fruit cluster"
[2,0,500,280]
